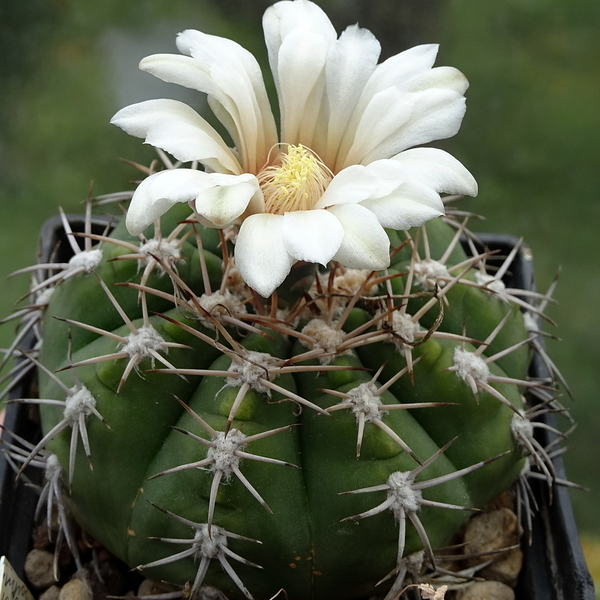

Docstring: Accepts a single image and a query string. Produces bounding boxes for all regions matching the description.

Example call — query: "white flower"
[111,0,477,297]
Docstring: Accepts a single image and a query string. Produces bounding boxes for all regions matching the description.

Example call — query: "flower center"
[257,144,333,215]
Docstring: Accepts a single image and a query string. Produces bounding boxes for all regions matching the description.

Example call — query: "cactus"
[1,2,570,599]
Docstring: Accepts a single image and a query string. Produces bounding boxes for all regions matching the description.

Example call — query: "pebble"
[24,548,57,589]
[463,507,520,558]
[454,580,516,600]
[39,586,61,600]
[32,525,52,551]
[59,578,93,600]
[480,546,523,587]
[462,506,523,586]
[485,490,517,512]
[137,579,171,596]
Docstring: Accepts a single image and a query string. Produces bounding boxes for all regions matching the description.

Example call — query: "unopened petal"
[235,214,295,297]
[281,209,344,264]
[328,204,390,269]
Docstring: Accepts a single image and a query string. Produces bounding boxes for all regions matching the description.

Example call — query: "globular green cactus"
[10,199,549,600]
[0,2,569,599]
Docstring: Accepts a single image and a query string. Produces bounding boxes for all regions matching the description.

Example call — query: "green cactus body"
[34,205,532,600]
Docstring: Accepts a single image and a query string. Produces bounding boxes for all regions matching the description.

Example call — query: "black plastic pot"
[0,214,113,580]
[475,234,595,600]
[0,218,595,598]
[0,378,41,580]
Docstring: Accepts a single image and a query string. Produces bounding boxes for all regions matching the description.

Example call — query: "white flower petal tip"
[328,204,391,270]
[391,148,478,197]
[126,170,193,236]
[235,214,295,297]
[281,210,344,265]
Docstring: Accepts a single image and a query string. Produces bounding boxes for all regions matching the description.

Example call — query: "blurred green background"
[1,0,599,584]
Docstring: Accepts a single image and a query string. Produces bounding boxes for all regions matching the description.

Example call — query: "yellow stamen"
[257,145,333,215]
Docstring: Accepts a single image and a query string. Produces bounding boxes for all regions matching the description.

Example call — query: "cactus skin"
[34,201,532,600]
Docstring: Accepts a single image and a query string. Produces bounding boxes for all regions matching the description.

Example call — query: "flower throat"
[257,144,333,215]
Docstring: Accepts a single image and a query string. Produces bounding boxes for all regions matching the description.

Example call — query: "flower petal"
[390,148,478,196]
[374,89,467,158]
[314,165,379,208]
[360,180,444,230]
[126,169,202,236]
[110,99,241,174]
[263,0,337,149]
[406,66,469,95]
[140,53,255,162]
[263,0,337,87]
[176,30,277,173]
[140,31,276,173]
[345,88,467,165]
[192,173,263,228]
[327,204,390,269]
[235,214,295,297]
[338,87,413,167]
[335,44,439,168]
[323,24,381,166]
[360,44,440,97]
[125,169,259,236]
[281,209,344,264]
[139,53,218,95]
[275,28,330,145]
